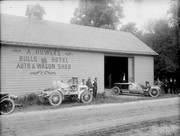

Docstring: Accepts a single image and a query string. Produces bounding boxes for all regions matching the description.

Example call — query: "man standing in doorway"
[108,74,112,88]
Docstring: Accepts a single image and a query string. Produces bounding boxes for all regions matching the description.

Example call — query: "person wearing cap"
[81,79,86,85]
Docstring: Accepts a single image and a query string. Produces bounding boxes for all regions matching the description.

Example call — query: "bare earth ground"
[78,116,180,136]
[0,97,179,136]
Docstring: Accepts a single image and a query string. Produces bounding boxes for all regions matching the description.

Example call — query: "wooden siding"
[1,46,104,96]
[134,56,154,85]
[128,57,134,82]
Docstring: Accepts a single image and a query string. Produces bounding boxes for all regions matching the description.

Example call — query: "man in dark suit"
[93,77,98,98]
[86,77,93,89]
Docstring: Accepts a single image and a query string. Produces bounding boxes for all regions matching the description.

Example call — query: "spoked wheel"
[0,98,15,115]
[149,88,160,97]
[160,88,165,96]
[48,92,63,106]
[112,86,121,96]
[81,91,93,103]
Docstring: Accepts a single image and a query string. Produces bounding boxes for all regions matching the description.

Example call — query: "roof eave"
[0,40,158,56]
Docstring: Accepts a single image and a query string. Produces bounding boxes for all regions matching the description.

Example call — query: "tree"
[70,0,124,29]
[120,22,138,34]
[167,0,180,83]
[143,19,157,33]
[141,18,179,78]
[168,0,180,27]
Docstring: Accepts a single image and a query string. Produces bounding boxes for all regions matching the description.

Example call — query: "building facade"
[1,14,157,96]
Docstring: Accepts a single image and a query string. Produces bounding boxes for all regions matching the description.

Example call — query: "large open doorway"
[105,56,128,88]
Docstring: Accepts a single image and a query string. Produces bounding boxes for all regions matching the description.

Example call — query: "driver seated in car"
[141,81,150,90]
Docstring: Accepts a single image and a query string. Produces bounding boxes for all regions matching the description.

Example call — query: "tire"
[48,92,63,106]
[0,98,15,115]
[112,86,121,96]
[160,88,165,96]
[80,91,93,103]
[149,88,160,97]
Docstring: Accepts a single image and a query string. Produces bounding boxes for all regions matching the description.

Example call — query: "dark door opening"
[105,56,128,88]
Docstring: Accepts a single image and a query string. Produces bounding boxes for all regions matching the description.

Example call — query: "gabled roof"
[1,14,158,55]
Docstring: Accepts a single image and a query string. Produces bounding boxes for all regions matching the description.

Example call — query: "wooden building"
[1,13,157,96]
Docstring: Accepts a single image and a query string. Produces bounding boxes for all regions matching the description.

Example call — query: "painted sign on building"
[14,48,73,75]
[1,46,104,95]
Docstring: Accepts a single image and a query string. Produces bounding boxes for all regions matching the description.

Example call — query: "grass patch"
[13,91,179,113]
[15,93,41,108]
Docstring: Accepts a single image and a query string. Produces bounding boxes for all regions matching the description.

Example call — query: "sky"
[0,0,171,30]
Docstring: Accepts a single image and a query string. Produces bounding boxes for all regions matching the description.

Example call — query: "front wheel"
[0,98,15,115]
[81,91,93,103]
[149,88,160,97]
[49,92,63,106]
[112,86,121,96]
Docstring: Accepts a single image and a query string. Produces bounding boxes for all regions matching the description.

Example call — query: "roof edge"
[1,40,158,56]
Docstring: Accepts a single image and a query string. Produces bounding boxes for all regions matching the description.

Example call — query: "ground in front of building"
[77,116,180,136]
[12,89,179,113]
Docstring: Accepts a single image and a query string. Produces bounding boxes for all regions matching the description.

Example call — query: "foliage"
[168,0,180,27]
[137,18,179,78]
[70,0,124,29]
[168,0,180,81]
[120,22,138,34]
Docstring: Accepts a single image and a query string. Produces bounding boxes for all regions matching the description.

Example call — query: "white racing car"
[38,77,93,106]
[112,82,161,97]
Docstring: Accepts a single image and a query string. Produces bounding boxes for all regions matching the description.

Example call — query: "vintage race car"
[112,82,161,97]
[38,77,93,106]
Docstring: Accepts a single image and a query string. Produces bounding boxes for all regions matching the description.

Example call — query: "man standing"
[108,74,112,88]
[93,77,98,98]
[169,78,174,94]
[86,77,93,89]
[164,78,169,94]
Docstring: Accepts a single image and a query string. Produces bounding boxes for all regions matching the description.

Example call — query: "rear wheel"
[49,92,63,106]
[0,98,15,115]
[81,91,93,103]
[149,88,160,97]
[160,88,165,96]
[112,86,121,95]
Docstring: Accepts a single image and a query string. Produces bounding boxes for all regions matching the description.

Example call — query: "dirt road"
[1,98,179,136]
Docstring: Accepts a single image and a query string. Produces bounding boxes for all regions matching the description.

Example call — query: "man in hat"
[93,77,98,98]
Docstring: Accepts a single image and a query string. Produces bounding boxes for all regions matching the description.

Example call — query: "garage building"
[1,14,157,96]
